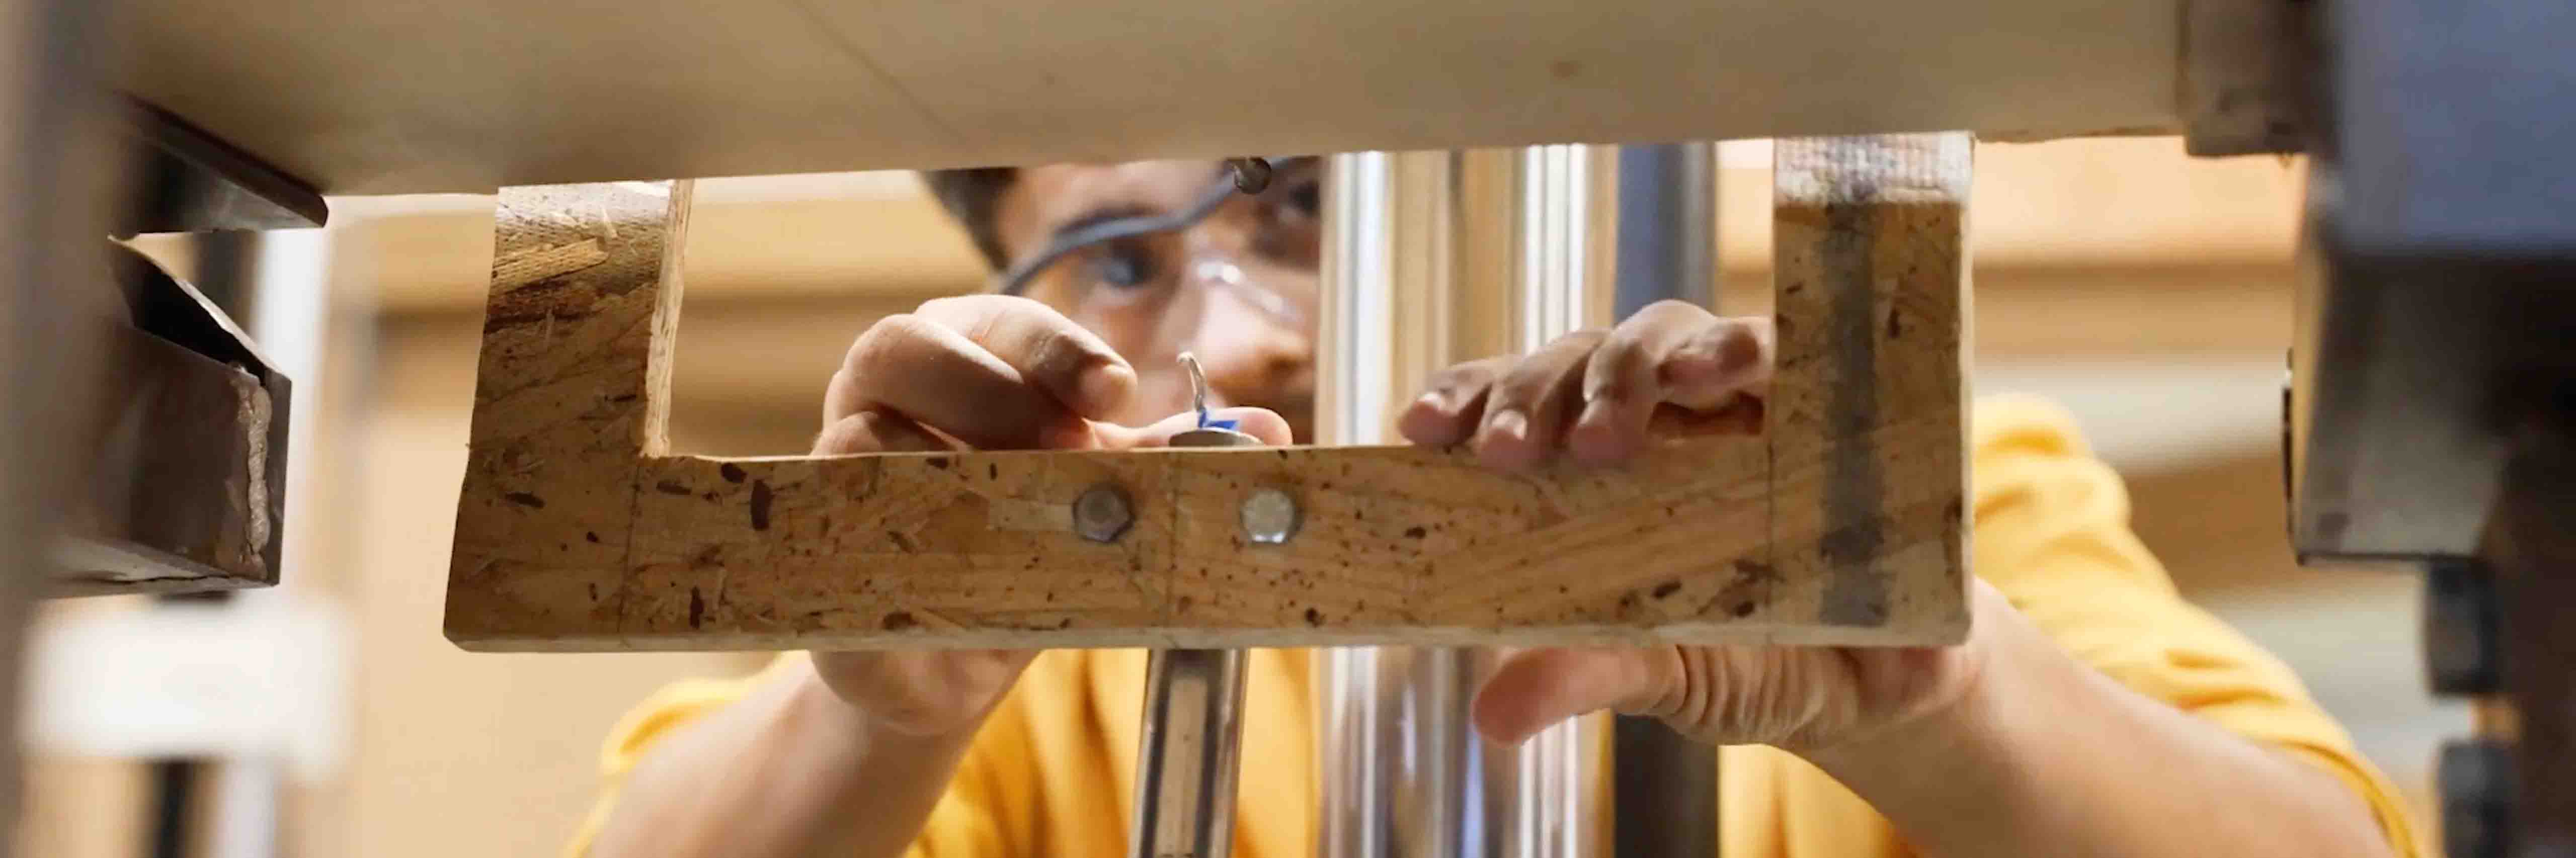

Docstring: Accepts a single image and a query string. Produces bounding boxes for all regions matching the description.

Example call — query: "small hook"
[1179,351,1210,424]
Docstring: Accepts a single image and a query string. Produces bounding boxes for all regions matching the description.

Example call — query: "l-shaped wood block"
[444,134,1972,652]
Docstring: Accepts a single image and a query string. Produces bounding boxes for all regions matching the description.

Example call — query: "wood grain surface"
[1767,133,1974,644]
[446,138,1971,651]
[118,0,2196,194]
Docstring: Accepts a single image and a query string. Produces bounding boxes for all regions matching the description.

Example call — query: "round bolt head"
[1073,484,1134,543]
[1241,487,1300,545]
[1229,156,1274,194]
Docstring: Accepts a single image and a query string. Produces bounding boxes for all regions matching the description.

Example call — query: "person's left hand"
[1396,299,1994,755]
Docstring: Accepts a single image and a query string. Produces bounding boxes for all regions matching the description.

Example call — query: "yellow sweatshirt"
[570,396,2421,857]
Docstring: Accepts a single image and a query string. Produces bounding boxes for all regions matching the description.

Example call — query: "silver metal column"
[1608,142,1722,858]
[1613,143,1718,317]
[1488,145,1612,858]
[1319,149,1476,858]
[1133,647,1251,858]
[1317,146,1613,858]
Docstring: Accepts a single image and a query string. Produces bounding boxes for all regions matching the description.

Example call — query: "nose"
[1190,281,1315,413]
[1191,260,1305,329]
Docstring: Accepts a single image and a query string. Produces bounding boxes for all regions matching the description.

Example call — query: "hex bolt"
[1240,487,1300,545]
[1073,484,1134,543]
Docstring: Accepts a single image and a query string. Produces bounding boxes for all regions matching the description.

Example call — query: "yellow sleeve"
[1969,395,2423,858]
[561,653,1044,858]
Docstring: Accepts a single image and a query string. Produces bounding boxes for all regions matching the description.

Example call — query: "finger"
[1096,406,1296,449]
[1474,331,1604,472]
[1398,357,1508,447]
[813,409,954,456]
[1661,316,1775,409]
[1644,395,1765,438]
[1573,301,1721,465]
[913,295,1137,419]
[838,313,1094,450]
[1471,647,1674,745]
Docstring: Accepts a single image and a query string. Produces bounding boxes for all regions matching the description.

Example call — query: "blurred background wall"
[19,138,2456,856]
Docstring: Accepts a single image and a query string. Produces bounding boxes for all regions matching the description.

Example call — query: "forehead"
[992,160,1222,256]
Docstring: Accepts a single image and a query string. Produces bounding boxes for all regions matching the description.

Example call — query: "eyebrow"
[1047,205,1158,243]
[996,176,1245,295]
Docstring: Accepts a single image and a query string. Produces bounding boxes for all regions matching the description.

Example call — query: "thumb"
[1472,647,1674,745]
[1094,406,1295,449]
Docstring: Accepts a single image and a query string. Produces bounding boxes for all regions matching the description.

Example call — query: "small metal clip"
[1180,351,1210,423]
[1177,351,1241,433]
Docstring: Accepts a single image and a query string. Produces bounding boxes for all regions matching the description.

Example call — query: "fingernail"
[1575,397,1613,429]
[1416,390,1452,414]
[1716,327,1760,373]
[1486,409,1527,443]
[1489,719,1539,746]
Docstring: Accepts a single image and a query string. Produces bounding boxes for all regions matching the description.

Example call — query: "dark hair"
[918,167,1019,271]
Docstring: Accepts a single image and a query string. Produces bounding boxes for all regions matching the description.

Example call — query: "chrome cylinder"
[1132,425,1265,858]
[1318,145,1614,858]
[1511,145,1617,351]
[1133,647,1252,858]
[1613,142,1719,317]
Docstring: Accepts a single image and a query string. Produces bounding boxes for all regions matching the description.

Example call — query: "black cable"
[995,174,1241,296]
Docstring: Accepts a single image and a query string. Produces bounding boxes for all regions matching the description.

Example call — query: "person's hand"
[1396,299,1989,754]
[1398,302,1767,472]
[809,295,1290,737]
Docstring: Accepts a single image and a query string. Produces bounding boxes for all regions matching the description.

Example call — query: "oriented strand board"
[1767,134,1973,640]
[119,0,2191,194]
[445,138,1970,652]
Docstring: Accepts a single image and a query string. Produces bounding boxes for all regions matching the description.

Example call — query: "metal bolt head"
[1073,484,1134,543]
[1227,156,1274,194]
[1240,487,1300,545]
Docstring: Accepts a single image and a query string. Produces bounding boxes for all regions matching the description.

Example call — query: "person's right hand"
[806,295,1289,737]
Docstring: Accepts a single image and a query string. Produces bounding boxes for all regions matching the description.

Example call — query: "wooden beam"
[123,0,2191,195]
[444,140,1972,651]
[1768,133,1973,639]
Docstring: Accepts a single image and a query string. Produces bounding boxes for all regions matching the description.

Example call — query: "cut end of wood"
[1774,133,1974,206]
